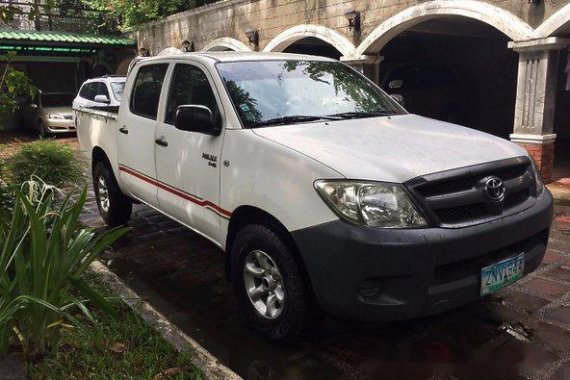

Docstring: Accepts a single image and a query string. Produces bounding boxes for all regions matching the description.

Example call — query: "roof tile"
[0,29,135,46]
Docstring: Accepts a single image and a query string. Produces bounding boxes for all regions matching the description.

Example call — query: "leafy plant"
[0,52,36,124]
[84,0,218,30]
[6,140,84,187]
[0,180,130,355]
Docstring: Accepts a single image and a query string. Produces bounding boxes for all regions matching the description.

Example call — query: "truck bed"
[74,106,119,167]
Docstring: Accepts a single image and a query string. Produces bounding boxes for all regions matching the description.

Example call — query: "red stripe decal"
[118,165,232,219]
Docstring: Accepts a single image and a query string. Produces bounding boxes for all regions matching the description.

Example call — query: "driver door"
[155,62,226,242]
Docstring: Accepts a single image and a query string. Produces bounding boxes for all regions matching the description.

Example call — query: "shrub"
[0,160,14,231]
[0,180,130,355]
[6,140,84,187]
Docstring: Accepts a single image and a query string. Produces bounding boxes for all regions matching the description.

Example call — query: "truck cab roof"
[136,51,336,64]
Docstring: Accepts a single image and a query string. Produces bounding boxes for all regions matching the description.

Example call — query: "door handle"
[155,137,168,147]
[119,126,129,134]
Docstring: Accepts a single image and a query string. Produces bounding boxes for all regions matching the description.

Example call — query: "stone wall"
[131,0,570,56]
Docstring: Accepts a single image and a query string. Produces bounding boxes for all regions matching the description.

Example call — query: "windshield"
[110,82,125,101]
[217,60,405,128]
[41,93,74,107]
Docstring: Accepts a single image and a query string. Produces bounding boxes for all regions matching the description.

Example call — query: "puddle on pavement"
[101,206,557,380]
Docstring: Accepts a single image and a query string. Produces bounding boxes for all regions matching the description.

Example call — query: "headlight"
[530,159,544,195]
[314,180,428,228]
[48,113,64,120]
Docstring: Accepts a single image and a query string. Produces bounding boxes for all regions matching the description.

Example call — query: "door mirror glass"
[174,105,220,136]
[29,103,38,109]
[388,80,403,89]
[94,94,110,104]
[390,94,405,106]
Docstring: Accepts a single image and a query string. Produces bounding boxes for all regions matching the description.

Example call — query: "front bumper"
[292,189,553,322]
[46,119,76,133]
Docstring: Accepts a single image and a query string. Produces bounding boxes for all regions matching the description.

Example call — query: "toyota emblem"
[484,176,505,202]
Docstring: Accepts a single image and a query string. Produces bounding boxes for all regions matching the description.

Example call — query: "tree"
[84,0,217,30]
[0,52,37,124]
[1,0,118,33]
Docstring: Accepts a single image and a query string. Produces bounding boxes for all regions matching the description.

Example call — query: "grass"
[27,278,203,380]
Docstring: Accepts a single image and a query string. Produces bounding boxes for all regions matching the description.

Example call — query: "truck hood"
[43,106,73,115]
[252,114,528,183]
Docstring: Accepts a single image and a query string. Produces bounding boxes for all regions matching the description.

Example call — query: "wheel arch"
[225,205,310,287]
[91,146,112,174]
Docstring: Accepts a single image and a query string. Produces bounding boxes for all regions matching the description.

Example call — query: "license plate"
[480,253,525,296]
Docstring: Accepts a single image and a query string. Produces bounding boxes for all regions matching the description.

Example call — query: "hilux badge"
[484,176,505,202]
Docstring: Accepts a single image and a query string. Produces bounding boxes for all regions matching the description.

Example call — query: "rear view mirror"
[175,105,220,136]
[388,80,403,89]
[94,94,110,104]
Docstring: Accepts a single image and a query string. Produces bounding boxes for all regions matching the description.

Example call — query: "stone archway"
[355,0,533,57]
[534,3,570,38]
[202,38,252,52]
[262,24,356,58]
[352,0,531,140]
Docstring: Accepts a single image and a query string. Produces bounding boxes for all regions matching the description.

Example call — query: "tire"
[93,161,132,226]
[39,121,49,138]
[231,224,319,343]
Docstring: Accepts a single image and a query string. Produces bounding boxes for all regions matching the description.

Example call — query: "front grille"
[407,157,537,228]
[435,204,487,225]
[433,229,549,285]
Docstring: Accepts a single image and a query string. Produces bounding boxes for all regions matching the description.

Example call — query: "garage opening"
[374,17,519,139]
[0,30,135,132]
[282,37,342,60]
[553,38,570,181]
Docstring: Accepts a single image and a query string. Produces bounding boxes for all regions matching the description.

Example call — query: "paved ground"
[80,194,570,380]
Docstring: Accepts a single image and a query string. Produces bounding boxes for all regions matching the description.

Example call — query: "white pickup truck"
[76,52,553,342]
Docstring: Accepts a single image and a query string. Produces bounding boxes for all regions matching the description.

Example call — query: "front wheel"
[93,162,132,226]
[231,224,320,342]
[39,121,49,138]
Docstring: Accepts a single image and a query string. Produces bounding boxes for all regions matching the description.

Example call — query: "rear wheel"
[231,224,319,342]
[93,161,132,226]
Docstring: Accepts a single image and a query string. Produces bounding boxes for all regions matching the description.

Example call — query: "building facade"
[130,0,570,181]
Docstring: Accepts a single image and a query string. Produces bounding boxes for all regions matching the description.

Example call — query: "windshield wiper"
[329,111,393,119]
[248,115,341,128]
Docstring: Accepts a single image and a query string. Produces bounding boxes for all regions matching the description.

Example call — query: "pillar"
[509,37,570,182]
[340,55,383,84]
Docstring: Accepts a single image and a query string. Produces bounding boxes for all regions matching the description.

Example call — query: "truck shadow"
[86,203,558,380]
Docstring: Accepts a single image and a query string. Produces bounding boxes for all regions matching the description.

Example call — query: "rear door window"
[96,82,110,100]
[79,82,98,100]
[130,64,168,119]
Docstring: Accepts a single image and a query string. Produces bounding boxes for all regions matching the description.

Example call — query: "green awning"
[0,29,135,47]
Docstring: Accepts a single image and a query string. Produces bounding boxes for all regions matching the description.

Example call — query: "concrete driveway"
[80,196,570,380]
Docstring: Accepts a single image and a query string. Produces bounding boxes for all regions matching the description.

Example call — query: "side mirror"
[174,105,220,136]
[388,80,403,90]
[94,94,110,104]
[30,103,38,109]
[390,94,405,106]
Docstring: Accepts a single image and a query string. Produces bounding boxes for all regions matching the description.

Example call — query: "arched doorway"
[356,0,532,138]
[282,37,342,60]
[263,25,356,60]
